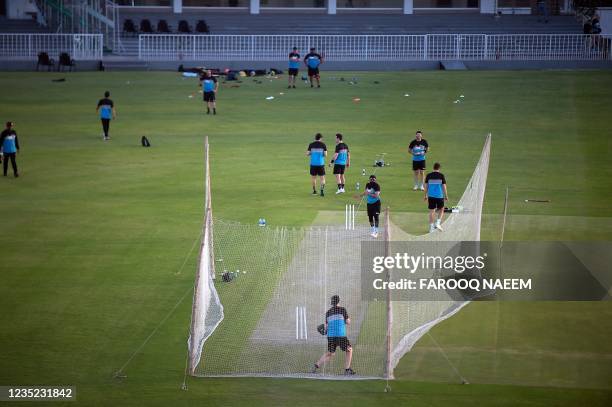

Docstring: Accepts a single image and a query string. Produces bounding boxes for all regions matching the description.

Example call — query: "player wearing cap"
[311,295,355,376]
[303,48,323,88]
[358,175,381,238]
[0,121,19,177]
[424,162,448,232]
[288,47,300,89]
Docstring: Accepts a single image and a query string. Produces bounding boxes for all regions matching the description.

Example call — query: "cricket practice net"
[188,135,491,379]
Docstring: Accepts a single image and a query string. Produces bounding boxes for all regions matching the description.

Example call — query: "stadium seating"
[178,20,192,33]
[123,19,138,36]
[36,52,55,71]
[58,52,76,72]
[116,12,582,36]
[157,19,171,33]
[196,20,210,34]
[140,19,155,34]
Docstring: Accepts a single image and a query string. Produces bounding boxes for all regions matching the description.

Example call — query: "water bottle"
[258,218,266,227]
[356,182,360,191]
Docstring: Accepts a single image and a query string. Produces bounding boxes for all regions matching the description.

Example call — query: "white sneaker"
[413,185,418,191]
[336,189,343,194]
[340,188,345,193]
[370,232,378,238]
[435,223,443,231]
[429,224,436,233]
[419,185,425,191]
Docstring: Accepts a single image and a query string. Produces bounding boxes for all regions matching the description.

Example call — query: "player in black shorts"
[408,130,429,191]
[200,70,218,115]
[304,48,323,88]
[311,295,355,375]
[288,47,300,89]
[357,175,381,238]
[306,133,327,196]
[331,133,350,194]
[424,162,448,233]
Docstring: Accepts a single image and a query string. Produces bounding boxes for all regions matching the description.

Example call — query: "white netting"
[388,134,491,375]
[188,135,491,379]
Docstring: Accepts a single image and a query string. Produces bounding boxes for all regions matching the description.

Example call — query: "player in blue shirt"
[358,175,381,238]
[287,47,300,89]
[408,130,429,191]
[303,47,323,88]
[424,162,448,232]
[331,133,350,194]
[312,295,355,376]
[96,91,116,141]
[307,133,327,196]
[200,70,218,115]
[0,121,19,177]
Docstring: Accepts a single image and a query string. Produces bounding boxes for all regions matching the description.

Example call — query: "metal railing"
[138,34,612,61]
[34,0,122,51]
[0,34,104,60]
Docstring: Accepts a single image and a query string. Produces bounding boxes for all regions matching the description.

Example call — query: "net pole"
[384,206,393,381]
[500,185,509,248]
[188,138,210,375]
[205,136,216,280]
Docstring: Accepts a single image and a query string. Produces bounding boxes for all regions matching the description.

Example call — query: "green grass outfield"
[0,70,611,406]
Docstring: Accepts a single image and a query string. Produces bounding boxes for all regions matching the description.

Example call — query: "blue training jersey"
[288,52,300,69]
[326,306,348,337]
[308,140,327,166]
[305,53,322,69]
[97,98,113,120]
[203,77,216,92]
[334,142,349,165]
[365,181,380,204]
[426,172,446,198]
[1,130,18,153]
[409,138,428,162]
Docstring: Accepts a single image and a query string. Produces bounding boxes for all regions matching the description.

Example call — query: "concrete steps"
[0,17,52,33]
[102,58,148,70]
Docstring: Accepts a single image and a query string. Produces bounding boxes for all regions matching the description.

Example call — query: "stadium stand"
[116,12,583,36]
[0,16,51,33]
[109,12,582,56]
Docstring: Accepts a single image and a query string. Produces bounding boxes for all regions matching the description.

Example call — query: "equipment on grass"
[374,153,387,167]
[141,136,151,147]
[187,135,491,379]
[317,324,327,335]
